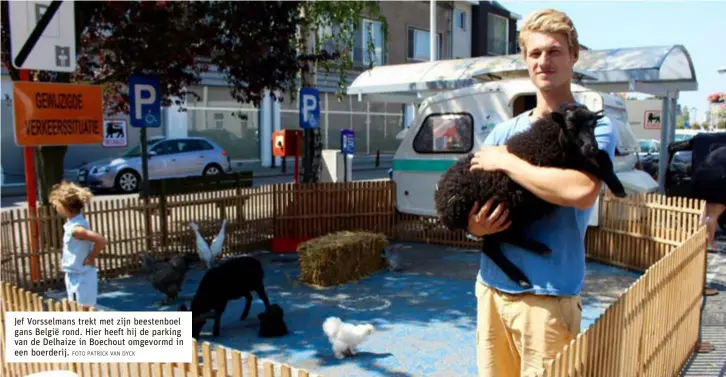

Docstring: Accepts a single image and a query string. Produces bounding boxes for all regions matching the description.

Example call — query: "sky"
[499,0,725,123]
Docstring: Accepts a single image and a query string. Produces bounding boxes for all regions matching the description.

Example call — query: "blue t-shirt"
[476,110,617,297]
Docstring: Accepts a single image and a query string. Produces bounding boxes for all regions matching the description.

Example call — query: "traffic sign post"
[129,75,161,128]
[12,78,103,283]
[128,74,161,194]
[9,0,76,72]
[341,129,355,182]
[299,87,320,130]
[299,87,320,183]
[12,81,104,146]
[129,74,161,251]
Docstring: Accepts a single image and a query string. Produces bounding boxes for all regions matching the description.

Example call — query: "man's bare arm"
[499,153,602,210]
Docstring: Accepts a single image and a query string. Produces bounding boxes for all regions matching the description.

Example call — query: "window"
[362,19,384,66]
[180,139,212,152]
[408,27,443,61]
[213,112,224,129]
[151,141,179,156]
[487,13,509,55]
[413,113,474,153]
[318,22,353,56]
[455,9,466,30]
[197,139,215,150]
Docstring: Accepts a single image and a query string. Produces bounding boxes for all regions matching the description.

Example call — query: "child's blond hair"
[518,9,580,59]
[49,181,93,213]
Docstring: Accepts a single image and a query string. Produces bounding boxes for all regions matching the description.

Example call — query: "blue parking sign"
[299,87,320,129]
[129,75,161,128]
[341,129,355,154]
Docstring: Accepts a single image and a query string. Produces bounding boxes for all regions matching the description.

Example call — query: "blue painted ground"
[44,243,641,377]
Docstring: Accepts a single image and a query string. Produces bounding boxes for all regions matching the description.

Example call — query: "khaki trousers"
[475,281,581,377]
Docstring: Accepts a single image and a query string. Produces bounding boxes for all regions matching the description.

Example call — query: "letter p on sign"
[129,75,161,128]
[299,87,320,129]
[134,84,155,119]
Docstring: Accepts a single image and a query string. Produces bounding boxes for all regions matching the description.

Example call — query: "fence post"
[160,180,168,248]
[272,184,278,240]
[143,181,153,252]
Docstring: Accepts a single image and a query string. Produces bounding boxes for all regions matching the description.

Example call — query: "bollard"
[281,156,287,173]
[375,150,380,167]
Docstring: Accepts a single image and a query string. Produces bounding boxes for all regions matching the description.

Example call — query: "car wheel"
[203,164,222,176]
[115,170,140,193]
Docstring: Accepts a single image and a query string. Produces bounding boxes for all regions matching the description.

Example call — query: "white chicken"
[209,219,227,260]
[322,316,375,359]
[189,221,213,269]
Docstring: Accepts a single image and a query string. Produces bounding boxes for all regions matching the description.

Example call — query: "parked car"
[78,136,232,193]
[638,138,660,158]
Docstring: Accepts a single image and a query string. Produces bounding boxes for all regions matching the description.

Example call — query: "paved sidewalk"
[679,239,726,377]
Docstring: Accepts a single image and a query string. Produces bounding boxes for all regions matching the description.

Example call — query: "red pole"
[293,132,300,185]
[293,155,299,185]
[19,69,41,282]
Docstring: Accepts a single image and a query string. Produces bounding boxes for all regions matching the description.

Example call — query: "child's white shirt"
[61,214,95,274]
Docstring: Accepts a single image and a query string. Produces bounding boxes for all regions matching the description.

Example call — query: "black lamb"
[434,102,627,288]
[179,256,271,338]
[257,303,289,338]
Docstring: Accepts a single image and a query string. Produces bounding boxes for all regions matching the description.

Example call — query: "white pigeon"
[209,219,227,260]
[189,221,213,269]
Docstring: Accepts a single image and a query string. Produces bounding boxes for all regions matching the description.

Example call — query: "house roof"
[346,44,697,103]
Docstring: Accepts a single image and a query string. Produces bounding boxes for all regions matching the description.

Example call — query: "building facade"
[1,1,521,185]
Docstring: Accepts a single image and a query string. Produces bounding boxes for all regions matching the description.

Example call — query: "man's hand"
[83,257,96,267]
[468,199,511,237]
[469,145,511,172]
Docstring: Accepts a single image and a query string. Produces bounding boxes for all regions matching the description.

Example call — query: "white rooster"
[210,219,227,260]
[189,220,226,269]
[189,222,212,268]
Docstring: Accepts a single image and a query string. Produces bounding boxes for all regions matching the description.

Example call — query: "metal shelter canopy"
[347,44,698,102]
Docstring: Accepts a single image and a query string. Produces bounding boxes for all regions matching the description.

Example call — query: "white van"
[390,78,659,225]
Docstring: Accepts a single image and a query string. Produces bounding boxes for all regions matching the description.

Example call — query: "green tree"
[295,1,387,183]
[1,0,387,200]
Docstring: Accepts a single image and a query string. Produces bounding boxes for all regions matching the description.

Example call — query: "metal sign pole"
[343,153,348,182]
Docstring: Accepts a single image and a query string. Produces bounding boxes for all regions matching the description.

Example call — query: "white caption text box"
[5,311,193,363]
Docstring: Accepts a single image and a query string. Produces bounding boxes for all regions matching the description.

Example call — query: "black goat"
[257,304,289,338]
[179,256,271,338]
[435,102,627,288]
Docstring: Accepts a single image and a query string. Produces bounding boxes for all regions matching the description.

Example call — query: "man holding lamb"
[463,9,616,377]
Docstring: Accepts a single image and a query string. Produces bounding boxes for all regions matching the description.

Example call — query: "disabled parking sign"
[341,129,355,155]
[299,87,320,129]
[129,74,161,128]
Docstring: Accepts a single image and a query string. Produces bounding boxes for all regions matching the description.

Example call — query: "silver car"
[78,136,232,193]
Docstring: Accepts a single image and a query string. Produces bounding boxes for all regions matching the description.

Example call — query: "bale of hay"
[297,231,388,287]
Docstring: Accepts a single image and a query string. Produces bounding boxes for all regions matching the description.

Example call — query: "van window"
[413,113,474,153]
[512,94,537,117]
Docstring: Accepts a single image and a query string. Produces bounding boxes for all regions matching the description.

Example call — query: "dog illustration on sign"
[644,110,662,129]
[103,120,128,147]
[106,121,125,138]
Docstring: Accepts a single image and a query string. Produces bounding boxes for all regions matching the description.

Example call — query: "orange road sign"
[13,81,104,146]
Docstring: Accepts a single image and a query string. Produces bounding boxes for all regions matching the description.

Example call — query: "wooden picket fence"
[541,226,708,377]
[0,282,320,377]
[0,180,709,377]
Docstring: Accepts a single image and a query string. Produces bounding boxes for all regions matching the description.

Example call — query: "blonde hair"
[49,181,93,213]
[518,9,579,59]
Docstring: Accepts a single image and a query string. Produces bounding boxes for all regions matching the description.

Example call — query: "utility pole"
[430,0,436,61]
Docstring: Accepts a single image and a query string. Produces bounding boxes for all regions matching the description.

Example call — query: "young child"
[49,181,107,306]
